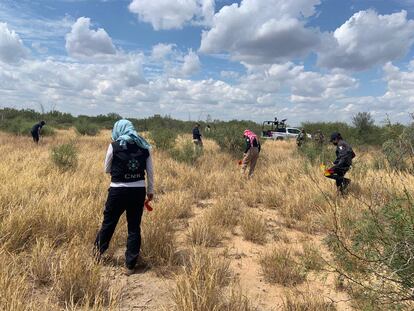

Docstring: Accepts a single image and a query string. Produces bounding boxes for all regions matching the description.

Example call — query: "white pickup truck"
[261,119,312,141]
[262,127,312,140]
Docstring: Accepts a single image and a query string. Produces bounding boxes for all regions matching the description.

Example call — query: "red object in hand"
[238,160,243,165]
[144,199,153,212]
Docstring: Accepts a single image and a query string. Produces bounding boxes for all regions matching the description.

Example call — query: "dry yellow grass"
[1,130,413,310]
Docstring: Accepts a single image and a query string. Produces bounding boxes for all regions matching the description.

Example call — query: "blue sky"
[0,0,414,124]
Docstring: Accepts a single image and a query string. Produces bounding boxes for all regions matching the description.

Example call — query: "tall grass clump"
[50,142,78,170]
[54,246,115,307]
[140,204,177,266]
[205,197,241,231]
[282,292,336,311]
[0,251,32,311]
[240,211,267,244]
[172,247,243,311]
[260,247,306,286]
[188,218,224,247]
[299,242,325,271]
[29,238,56,286]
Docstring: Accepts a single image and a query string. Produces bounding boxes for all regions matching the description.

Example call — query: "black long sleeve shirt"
[245,137,261,153]
[333,140,355,168]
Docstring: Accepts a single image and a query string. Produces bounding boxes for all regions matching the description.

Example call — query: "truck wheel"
[276,137,284,141]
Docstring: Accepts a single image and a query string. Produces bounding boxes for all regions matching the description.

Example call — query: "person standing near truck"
[94,119,154,276]
[296,128,307,147]
[241,129,261,178]
[31,120,46,144]
[326,132,355,193]
[192,123,203,148]
[314,130,325,147]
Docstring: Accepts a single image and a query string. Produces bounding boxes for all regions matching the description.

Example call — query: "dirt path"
[106,198,353,311]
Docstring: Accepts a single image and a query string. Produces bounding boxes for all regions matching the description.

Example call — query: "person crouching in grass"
[241,129,261,178]
[94,119,154,276]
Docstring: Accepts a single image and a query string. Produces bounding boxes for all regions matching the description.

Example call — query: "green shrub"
[75,121,100,136]
[298,142,331,164]
[327,194,414,305]
[205,122,261,158]
[149,129,177,151]
[50,142,78,170]
[0,118,55,137]
[382,125,414,172]
[170,140,203,164]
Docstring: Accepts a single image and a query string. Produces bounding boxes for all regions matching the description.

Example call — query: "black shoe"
[124,267,135,276]
[342,179,351,191]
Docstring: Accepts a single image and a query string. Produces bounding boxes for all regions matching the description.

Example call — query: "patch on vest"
[127,159,140,171]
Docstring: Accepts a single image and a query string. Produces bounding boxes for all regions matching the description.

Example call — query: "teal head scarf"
[112,119,151,150]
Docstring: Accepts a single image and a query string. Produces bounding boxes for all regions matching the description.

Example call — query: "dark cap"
[330,132,341,142]
[40,120,46,125]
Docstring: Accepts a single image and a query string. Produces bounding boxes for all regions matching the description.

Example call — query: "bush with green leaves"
[149,129,177,151]
[205,121,261,158]
[382,124,414,172]
[50,142,78,170]
[298,141,331,164]
[0,118,55,137]
[75,121,100,136]
[327,194,414,306]
[170,140,203,164]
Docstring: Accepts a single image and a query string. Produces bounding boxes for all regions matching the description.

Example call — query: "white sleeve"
[104,144,113,174]
[146,151,154,194]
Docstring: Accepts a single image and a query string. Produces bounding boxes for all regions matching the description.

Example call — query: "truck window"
[276,128,286,133]
[288,129,300,134]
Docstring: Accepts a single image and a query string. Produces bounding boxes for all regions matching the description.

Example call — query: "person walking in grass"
[296,128,307,147]
[95,119,154,276]
[326,132,355,194]
[241,129,261,178]
[192,123,203,148]
[31,120,46,144]
[314,129,325,147]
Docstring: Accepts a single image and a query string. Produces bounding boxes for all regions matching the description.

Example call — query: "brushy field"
[0,129,413,311]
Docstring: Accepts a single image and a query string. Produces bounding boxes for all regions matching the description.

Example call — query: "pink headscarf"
[244,129,257,146]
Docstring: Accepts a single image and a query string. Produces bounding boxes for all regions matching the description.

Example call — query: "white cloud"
[381,62,414,115]
[151,43,175,60]
[318,10,414,70]
[128,0,214,30]
[199,0,321,64]
[181,49,201,76]
[65,17,116,58]
[0,22,27,63]
[239,62,358,103]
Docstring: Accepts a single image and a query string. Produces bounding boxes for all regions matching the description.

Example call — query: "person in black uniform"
[31,121,46,143]
[192,123,203,147]
[95,119,154,276]
[326,132,355,193]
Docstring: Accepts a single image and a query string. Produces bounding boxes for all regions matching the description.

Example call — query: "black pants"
[95,187,146,269]
[31,131,39,143]
[326,167,349,188]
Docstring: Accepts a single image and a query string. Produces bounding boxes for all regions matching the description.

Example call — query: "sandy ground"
[106,199,353,311]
